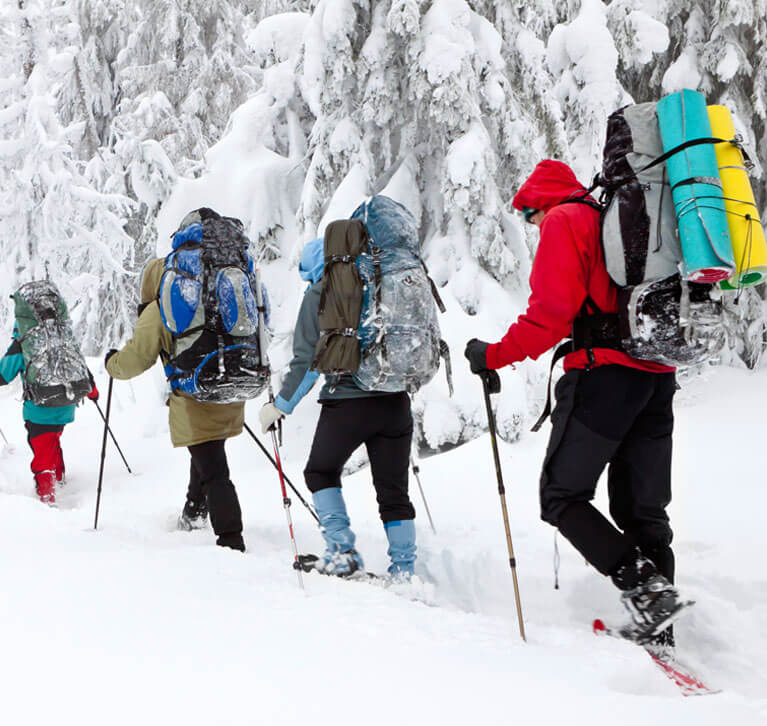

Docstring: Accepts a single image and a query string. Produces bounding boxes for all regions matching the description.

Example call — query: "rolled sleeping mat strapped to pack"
[707,105,767,290]
[656,89,735,283]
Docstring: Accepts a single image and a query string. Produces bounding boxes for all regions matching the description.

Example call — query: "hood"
[140,258,165,304]
[299,238,324,284]
[512,160,588,213]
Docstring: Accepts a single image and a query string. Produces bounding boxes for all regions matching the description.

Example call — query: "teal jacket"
[0,326,76,425]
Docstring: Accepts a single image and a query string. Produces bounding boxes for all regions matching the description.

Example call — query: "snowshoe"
[610,547,693,645]
[645,625,676,659]
[592,619,718,696]
[298,550,365,578]
[618,574,694,645]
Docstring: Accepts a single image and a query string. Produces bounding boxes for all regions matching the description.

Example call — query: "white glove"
[259,402,285,434]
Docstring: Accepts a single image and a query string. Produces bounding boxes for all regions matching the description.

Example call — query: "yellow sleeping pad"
[708,105,767,289]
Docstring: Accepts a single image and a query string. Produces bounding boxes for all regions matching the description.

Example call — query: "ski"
[593,618,719,696]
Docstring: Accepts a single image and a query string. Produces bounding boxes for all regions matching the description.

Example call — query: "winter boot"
[35,470,56,505]
[384,519,416,580]
[216,532,245,552]
[178,496,209,531]
[312,488,364,577]
[611,548,692,645]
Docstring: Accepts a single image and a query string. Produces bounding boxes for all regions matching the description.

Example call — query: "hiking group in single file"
[2,89,764,659]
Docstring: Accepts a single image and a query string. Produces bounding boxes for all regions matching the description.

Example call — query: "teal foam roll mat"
[656,89,734,282]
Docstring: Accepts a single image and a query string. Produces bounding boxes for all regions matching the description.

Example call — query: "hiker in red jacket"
[464,160,688,647]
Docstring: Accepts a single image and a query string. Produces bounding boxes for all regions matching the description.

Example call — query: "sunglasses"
[522,207,540,224]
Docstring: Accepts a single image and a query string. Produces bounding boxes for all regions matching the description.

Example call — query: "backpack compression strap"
[595,134,753,193]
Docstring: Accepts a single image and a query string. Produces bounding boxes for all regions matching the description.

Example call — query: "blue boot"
[312,488,364,576]
[384,519,416,578]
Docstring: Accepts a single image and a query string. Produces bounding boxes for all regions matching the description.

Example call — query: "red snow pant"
[25,422,66,501]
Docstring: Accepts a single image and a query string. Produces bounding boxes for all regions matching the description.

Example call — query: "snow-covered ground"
[0,362,765,725]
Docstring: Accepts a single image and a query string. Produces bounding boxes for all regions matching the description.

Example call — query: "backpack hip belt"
[531,297,622,433]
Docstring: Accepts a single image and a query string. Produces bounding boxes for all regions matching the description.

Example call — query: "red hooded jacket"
[485,160,674,374]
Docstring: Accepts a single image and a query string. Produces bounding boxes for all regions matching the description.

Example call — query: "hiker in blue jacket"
[0,325,98,504]
[259,236,417,579]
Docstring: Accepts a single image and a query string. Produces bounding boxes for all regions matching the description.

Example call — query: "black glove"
[464,339,501,394]
[104,348,118,368]
[479,369,501,395]
[464,338,490,374]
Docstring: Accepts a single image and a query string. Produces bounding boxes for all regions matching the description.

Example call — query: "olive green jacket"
[106,259,244,448]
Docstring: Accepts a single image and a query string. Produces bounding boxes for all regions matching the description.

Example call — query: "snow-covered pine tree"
[114,0,256,180]
[213,0,559,449]
[546,0,635,182]
[0,0,136,352]
[111,0,259,268]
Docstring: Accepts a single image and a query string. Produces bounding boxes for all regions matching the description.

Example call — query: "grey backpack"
[313,196,452,394]
[597,101,725,366]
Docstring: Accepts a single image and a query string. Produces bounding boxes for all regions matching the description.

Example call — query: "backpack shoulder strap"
[554,180,606,214]
[420,260,447,313]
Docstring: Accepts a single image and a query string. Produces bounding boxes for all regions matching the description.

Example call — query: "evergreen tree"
[0,0,135,352]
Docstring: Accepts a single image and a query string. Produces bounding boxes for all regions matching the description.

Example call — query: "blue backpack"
[158,208,270,403]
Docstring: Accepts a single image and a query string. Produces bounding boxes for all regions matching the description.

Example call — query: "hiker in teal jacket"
[259,237,417,579]
[0,325,98,504]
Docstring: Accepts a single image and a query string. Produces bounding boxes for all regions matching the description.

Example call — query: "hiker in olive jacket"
[259,235,416,579]
[106,258,246,551]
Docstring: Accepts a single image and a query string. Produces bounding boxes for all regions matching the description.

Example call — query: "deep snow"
[0,362,766,725]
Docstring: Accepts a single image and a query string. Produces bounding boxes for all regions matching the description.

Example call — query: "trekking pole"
[480,371,526,642]
[243,422,319,524]
[93,377,114,530]
[254,269,304,589]
[91,399,132,474]
[270,424,304,590]
[0,425,13,452]
[410,454,436,534]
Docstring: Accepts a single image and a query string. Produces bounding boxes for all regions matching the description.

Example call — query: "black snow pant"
[186,439,243,539]
[304,393,416,523]
[540,365,676,581]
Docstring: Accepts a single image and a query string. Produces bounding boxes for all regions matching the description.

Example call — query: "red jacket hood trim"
[512,160,588,213]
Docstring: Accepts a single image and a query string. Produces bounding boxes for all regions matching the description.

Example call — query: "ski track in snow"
[0,365,766,725]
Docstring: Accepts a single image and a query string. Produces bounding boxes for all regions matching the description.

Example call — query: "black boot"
[216,532,246,552]
[178,497,209,531]
[610,548,692,645]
